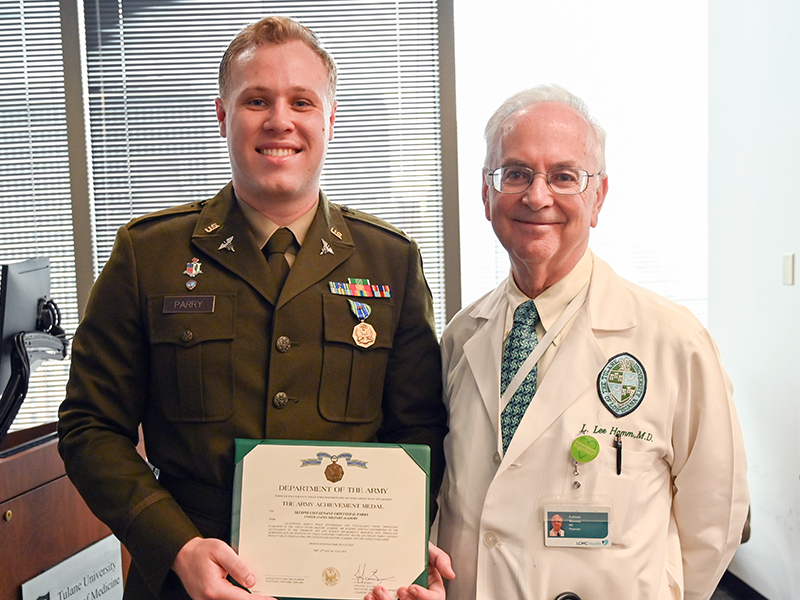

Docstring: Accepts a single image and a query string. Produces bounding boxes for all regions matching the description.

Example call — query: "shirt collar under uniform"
[504,248,594,347]
[236,193,319,252]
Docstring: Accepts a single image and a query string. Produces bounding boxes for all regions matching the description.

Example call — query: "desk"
[0,423,127,597]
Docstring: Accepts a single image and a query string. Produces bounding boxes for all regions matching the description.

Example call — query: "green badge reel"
[570,435,600,463]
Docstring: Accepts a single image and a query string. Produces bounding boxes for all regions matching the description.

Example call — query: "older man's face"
[483,102,607,292]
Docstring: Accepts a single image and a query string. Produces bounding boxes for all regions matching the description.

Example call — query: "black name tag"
[163,295,215,313]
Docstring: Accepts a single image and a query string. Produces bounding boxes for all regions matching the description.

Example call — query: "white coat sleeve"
[669,327,749,600]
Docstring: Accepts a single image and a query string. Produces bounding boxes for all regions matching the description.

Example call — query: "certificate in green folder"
[232,439,430,600]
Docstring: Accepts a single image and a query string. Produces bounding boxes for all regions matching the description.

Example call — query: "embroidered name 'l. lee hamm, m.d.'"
[163,295,216,313]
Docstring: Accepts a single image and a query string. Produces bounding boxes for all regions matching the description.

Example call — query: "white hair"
[483,84,606,173]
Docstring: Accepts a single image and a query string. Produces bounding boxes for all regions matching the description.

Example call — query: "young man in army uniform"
[58,17,447,600]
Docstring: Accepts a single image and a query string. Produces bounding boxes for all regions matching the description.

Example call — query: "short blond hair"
[219,16,337,106]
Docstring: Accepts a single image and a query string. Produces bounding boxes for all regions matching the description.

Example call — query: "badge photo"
[542,500,612,548]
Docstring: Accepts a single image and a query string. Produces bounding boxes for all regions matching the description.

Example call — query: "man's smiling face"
[482,101,607,293]
[215,39,336,211]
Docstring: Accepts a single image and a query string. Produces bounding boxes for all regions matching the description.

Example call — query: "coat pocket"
[582,446,658,548]
[148,293,236,422]
[318,294,394,423]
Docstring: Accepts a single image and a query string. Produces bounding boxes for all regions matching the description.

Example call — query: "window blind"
[85,0,446,330]
[0,0,77,431]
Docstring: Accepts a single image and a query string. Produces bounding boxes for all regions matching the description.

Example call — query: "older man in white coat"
[432,86,749,600]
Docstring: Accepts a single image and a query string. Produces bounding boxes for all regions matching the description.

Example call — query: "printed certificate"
[231,440,429,599]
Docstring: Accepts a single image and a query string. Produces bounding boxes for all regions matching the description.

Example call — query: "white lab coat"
[437,255,748,600]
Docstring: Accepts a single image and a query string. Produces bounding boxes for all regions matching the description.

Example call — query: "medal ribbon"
[348,299,372,321]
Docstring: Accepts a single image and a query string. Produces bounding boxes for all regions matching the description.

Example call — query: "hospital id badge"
[543,498,612,548]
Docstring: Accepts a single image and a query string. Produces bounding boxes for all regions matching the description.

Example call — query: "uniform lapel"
[462,283,508,436]
[191,184,278,303]
[278,194,353,308]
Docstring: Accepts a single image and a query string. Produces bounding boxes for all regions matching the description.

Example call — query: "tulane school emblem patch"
[597,353,647,417]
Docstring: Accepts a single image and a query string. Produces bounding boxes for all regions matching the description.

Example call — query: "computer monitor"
[0,257,59,443]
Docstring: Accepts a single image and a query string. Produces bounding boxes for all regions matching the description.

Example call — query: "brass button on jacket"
[273,392,289,408]
[276,336,291,353]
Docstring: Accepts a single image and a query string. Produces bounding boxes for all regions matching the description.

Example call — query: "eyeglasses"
[487,166,602,195]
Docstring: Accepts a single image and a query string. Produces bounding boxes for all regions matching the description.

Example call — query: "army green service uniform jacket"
[58,183,446,599]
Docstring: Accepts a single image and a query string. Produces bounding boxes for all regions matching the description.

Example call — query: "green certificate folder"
[232,439,430,599]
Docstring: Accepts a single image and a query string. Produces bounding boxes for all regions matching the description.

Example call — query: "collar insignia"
[218,236,235,252]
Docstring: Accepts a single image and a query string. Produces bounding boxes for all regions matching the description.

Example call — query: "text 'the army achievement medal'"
[597,352,647,417]
[349,299,377,348]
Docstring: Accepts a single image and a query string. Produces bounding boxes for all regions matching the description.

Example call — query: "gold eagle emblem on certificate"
[322,567,340,586]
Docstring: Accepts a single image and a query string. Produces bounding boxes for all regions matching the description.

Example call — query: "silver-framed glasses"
[487,166,602,195]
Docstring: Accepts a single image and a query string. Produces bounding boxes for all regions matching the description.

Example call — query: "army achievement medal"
[299,451,369,483]
[325,456,344,483]
[353,322,377,348]
[348,299,376,348]
[597,352,647,417]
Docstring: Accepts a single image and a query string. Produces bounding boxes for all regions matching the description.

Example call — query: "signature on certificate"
[354,562,395,585]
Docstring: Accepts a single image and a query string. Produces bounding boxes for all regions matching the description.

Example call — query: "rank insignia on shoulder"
[328,278,392,298]
[183,258,202,278]
[597,353,647,417]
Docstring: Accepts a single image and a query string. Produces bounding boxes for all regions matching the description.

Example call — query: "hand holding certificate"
[365,543,453,600]
[232,440,430,599]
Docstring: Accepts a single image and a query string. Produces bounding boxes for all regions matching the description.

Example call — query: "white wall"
[455,1,800,598]
[454,0,710,320]
[709,1,800,599]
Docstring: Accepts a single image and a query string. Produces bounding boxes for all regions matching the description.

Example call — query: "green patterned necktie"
[500,300,540,453]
